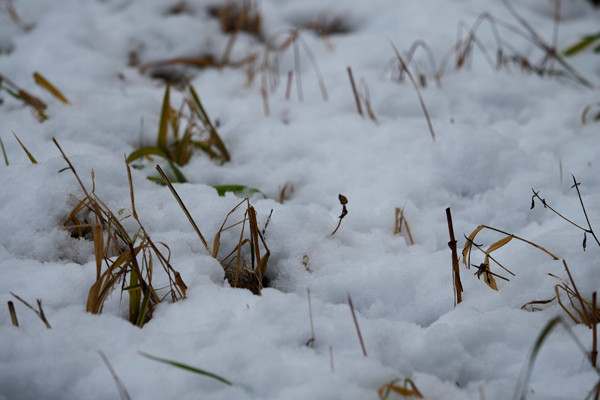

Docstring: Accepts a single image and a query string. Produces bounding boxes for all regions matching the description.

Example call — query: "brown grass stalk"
[389,42,436,142]
[8,301,18,327]
[347,66,363,116]
[348,293,367,357]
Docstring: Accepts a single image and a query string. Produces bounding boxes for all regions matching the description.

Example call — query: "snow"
[1,0,600,399]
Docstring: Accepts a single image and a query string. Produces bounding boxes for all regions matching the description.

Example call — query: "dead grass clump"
[127,82,229,183]
[462,225,558,290]
[157,166,270,295]
[207,0,262,38]
[553,261,600,328]
[301,16,354,37]
[246,28,329,116]
[56,139,187,327]
[387,1,593,101]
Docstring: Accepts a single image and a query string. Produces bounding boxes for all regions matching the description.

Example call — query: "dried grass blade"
[93,225,104,280]
[0,136,8,166]
[487,235,513,254]
[33,72,69,104]
[348,293,367,357]
[564,260,591,327]
[389,41,436,141]
[12,132,37,164]
[462,225,485,266]
[156,165,210,254]
[8,301,18,327]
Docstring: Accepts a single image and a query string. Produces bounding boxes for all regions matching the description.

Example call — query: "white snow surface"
[1,0,600,399]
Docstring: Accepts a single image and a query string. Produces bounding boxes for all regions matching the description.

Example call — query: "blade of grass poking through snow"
[213,185,265,198]
[347,66,363,116]
[98,351,131,400]
[513,317,561,400]
[389,41,436,142]
[306,288,315,347]
[12,132,37,164]
[157,85,171,152]
[8,301,18,327]
[33,72,69,103]
[139,352,233,385]
[127,148,187,183]
[563,33,600,56]
[348,293,367,357]
[10,292,51,329]
[0,136,8,165]
[186,84,230,162]
[156,165,210,254]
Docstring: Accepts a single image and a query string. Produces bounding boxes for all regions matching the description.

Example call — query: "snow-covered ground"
[1,0,600,399]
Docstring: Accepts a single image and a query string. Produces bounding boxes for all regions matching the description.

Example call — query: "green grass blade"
[139,352,233,385]
[135,287,151,328]
[563,33,600,57]
[167,160,187,183]
[126,147,169,164]
[129,273,140,325]
[157,85,171,152]
[213,185,265,198]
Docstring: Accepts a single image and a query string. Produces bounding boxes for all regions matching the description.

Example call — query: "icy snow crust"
[1,0,600,399]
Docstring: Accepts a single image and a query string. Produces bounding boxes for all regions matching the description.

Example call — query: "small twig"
[465,237,515,278]
[348,293,367,357]
[331,194,348,236]
[531,189,588,232]
[347,67,363,116]
[8,301,18,327]
[571,175,600,248]
[262,209,273,236]
[446,207,463,306]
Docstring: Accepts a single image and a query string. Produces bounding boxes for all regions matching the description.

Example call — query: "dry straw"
[55,139,187,327]
[157,165,270,295]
